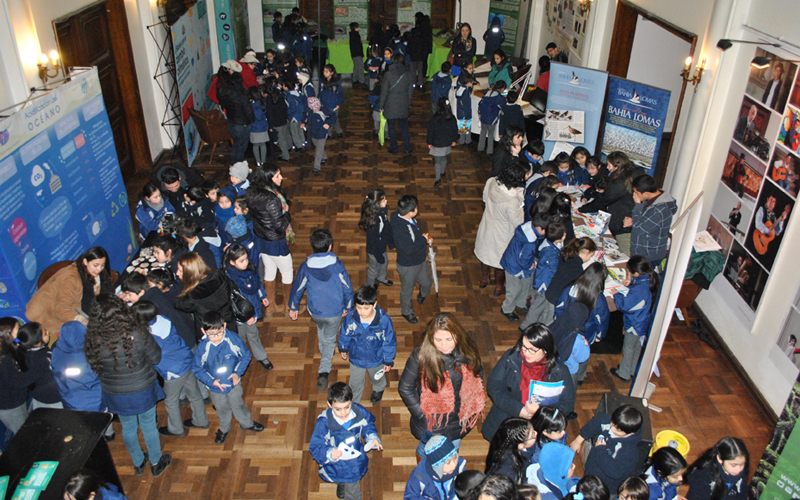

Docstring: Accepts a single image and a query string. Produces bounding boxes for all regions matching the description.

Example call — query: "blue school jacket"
[613,274,652,336]
[579,413,644,494]
[50,322,104,412]
[338,306,397,369]
[226,266,267,321]
[478,89,506,125]
[645,465,679,500]
[289,252,353,318]
[284,89,305,123]
[533,240,560,292]
[319,83,344,112]
[555,285,611,343]
[556,168,587,187]
[308,109,337,140]
[431,71,452,104]
[135,199,175,241]
[193,330,251,394]
[365,56,383,79]
[309,403,380,484]
[404,456,467,500]
[500,222,544,278]
[455,78,473,120]
[149,315,193,380]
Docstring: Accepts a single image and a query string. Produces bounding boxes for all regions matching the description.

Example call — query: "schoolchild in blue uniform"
[309,382,382,500]
[455,62,476,145]
[307,97,337,174]
[477,80,507,155]
[193,312,264,444]
[280,75,306,150]
[404,433,467,500]
[365,45,383,91]
[431,61,453,113]
[63,470,133,500]
[644,447,688,500]
[499,212,549,322]
[319,64,345,138]
[530,406,569,464]
[338,286,396,404]
[214,186,237,251]
[522,222,566,327]
[610,255,659,382]
[136,183,175,242]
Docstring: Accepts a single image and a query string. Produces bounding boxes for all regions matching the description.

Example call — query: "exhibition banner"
[397,0,430,32]
[173,1,214,167]
[542,62,609,160]
[214,0,237,62]
[0,68,137,319]
[333,0,368,38]
[599,76,671,176]
[489,0,521,55]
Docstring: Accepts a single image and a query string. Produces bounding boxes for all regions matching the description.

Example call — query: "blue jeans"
[387,117,411,154]
[119,405,162,466]
[228,122,250,163]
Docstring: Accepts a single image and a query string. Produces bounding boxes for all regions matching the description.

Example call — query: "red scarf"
[520,359,550,405]
[420,366,485,434]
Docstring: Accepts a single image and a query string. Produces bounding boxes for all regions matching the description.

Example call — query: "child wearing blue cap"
[405,432,467,500]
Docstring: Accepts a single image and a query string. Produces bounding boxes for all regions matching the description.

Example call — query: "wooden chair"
[189,108,232,165]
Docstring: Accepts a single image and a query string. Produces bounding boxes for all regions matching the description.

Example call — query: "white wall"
[458,0,490,55]
[626,15,692,132]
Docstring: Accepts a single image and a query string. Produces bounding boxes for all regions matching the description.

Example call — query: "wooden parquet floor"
[117,83,774,499]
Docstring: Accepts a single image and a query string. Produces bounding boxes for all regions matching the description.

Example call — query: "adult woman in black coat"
[491,125,524,178]
[175,252,238,336]
[482,323,576,442]
[217,72,255,163]
[451,23,477,76]
[245,165,293,315]
[398,313,485,455]
[578,151,645,255]
[84,294,170,476]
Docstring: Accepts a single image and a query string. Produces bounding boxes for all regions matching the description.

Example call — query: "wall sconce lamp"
[37,50,62,87]
[681,56,705,93]
[577,0,592,15]
[751,56,800,70]
[716,39,780,51]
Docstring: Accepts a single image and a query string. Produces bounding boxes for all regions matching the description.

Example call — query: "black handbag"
[229,280,256,323]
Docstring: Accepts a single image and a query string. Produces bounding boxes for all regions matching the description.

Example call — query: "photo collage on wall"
[709,47,798,311]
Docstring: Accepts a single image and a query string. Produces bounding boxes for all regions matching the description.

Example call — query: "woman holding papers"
[482,323,576,442]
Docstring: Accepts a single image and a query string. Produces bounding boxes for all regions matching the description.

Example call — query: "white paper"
[547,141,576,160]
[693,230,722,253]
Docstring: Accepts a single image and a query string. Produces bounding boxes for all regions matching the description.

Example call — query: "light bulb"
[39,53,48,65]
[683,56,692,72]
[50,50,59,63]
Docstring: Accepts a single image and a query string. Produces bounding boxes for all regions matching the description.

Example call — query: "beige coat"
[474,178,524,268]
[26,263,86,333]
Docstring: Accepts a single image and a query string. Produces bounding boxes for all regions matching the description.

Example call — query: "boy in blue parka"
[526,442,580,500]
[133,301,208,437]
[50,321,104,413]
[193,312,264,444]
[431,61,453,113]
[289,229,353,391]
[281,75,306,150]
[338,286,396,404]
[569,405,644,494]
[611,256,656,382]
[555,284,610,344]
[135,183,175,242]
[499,213,549,322]
[404,432,467,500]
[365,45,382,90]
[309,382,382,500]
[477,80,507,155]
[527,222,566,326]
[307,98,337,173]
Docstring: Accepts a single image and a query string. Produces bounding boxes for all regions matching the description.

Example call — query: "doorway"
[54,0,151,181]
[606,0,696,186]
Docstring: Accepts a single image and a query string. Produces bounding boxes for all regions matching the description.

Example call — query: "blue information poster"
[543,62,609,160]
[0,68,137,320]
[599,76,671,176]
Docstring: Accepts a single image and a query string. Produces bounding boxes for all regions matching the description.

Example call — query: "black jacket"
[545,256,584,304]
[189,239,218,271]
[427,114,459,147]
[452,36,477,68]
[175,270,236,339]
[26,348,62,404]
[0,355,36,409]
[218,85,256,126]
[265,95,289,128]
[95,326,161,395]
[365,208,395,259]
[246,188,291,241]
[142,284,196,348]
[482,348,576,441]
[491,147,517,178]
[499,104,525,137]
[380,63,414,119]
[349,30,363,58]
[407,26,429,62]
[389,211,427,266]
[398,347,483,441]
[579,175,634,235]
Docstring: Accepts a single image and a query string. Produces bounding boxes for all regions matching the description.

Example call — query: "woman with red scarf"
[399,313,485,457]
[482,324,576,442]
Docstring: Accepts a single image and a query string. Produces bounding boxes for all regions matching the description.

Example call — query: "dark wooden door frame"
[53,0,151,178]
[606,0,696,187]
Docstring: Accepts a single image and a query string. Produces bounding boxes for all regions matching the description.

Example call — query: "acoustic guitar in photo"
[772,161,789,181]
[753,205,791,255]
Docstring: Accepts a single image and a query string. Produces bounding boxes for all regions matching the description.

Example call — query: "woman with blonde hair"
[175,252,237,337]
[398,313,486,456]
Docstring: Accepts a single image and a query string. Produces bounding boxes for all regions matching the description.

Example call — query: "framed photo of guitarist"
[745,179,794,271]
[767,146,799,198]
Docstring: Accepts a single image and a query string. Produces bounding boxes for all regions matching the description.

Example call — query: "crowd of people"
[0,16,754,500]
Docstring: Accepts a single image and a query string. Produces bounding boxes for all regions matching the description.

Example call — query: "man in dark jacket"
[349,23,366,86]
[408,14,432,88]
[217,72,256,163]
[380,53,415,155]
[389,195,432,324]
